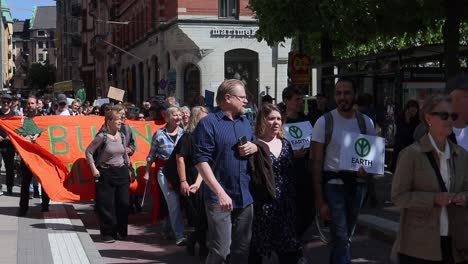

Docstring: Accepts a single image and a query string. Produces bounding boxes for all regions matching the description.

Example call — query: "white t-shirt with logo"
[453,126,468,151]
[312,109,375,183]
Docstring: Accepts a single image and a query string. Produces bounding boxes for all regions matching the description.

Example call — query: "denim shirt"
[193,110,254,208]
[146,126,184,162]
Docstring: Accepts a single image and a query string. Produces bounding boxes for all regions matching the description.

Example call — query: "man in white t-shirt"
[311,78,375,264]
[448,74,468,151]
[55,94,71,116]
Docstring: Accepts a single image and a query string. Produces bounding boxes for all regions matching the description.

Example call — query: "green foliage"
[26,63,56,90]
[248,0,463,62]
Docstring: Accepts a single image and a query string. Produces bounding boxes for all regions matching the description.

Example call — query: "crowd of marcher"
[1,73,468,264]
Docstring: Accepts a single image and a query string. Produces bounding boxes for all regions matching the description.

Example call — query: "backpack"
[323,111,367,148]
[93,131,126,167]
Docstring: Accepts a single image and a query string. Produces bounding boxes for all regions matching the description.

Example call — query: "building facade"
[1,0,14,90]
[85,0,290,106]
[11,19,30,92]
[29,6,57,66]
[56,0,81,82]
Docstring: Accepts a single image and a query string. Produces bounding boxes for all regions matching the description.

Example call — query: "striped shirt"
[193,110,254,208]
[146,126,184,162]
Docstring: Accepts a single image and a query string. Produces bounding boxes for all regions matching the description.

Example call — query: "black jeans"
[0,147,16,191]
[19,161,49,211]
[95,165,130,237]
[399,236,460,264]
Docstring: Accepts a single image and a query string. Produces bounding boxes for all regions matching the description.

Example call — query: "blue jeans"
[157,169,185,240]
[325,183,366,264]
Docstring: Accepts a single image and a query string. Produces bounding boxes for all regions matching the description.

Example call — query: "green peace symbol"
[288,126,303,139]
[355,138,371,157]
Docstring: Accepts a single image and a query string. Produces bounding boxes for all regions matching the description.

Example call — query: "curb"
[357,214,398,244]
[64,204,103,264]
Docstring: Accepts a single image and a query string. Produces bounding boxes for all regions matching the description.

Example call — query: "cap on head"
[1,94,12,100]
[57,93,67,104]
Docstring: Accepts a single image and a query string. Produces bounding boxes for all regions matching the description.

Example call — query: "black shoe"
[101,235,115,243]
[6,187,12,195]
[115,233,127,241]
[41,206,49,212]
[17,208,27,217]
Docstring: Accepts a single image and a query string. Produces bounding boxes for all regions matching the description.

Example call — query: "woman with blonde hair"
[249,103,303,263]
[163,106,209,256]
[144,106,186,245]
[86,109,132,243]
[392,94,468,263]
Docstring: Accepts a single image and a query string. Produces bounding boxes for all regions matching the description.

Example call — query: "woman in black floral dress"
[249,104,303,263]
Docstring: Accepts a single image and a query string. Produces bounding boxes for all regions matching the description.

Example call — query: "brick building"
[86,0,290,106]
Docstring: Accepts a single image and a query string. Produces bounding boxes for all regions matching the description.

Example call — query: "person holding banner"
[311,78,375,264]
[391,94,468,263]
[143,106,186,246]
[17,96,51,216]
[85,109,132,243]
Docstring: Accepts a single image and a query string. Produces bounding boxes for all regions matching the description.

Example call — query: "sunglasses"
[429,112,459,121]
[2,100,11,104]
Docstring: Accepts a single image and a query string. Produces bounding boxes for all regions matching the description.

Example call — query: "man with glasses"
[194,79,258,263]
[0,94,17,195]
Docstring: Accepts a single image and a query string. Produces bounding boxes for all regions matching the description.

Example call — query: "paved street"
[0,168,394,264]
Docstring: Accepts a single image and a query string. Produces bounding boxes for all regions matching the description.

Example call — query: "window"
[38,30,45,36]
[219,0,238,18]
[38,41,44,49]
[38,53,44,61]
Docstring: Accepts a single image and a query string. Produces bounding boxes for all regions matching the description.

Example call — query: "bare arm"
[176,154,190,195]
[196,162,232,211]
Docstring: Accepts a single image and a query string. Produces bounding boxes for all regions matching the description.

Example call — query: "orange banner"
[0,116,165,202]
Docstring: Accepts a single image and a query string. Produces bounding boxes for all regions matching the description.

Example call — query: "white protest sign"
[338,131,385,175]
[283,121,313,150]
[107,86,125,101]
[94,98,110,107]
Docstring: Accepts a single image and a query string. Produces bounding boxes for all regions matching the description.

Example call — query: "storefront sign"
[284,121,313,150]
[289,53,312,84]
[210,27,258,38]
[338,132,385,174]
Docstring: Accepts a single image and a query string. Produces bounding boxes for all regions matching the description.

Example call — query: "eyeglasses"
[429,112,459,121]
[230,94,247,102]
[1,100,11,104]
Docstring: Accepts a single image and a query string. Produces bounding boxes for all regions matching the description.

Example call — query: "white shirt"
[453,126,468,151]
[428,133,451,236]
[312,109,375,184]
[56,109,70,116]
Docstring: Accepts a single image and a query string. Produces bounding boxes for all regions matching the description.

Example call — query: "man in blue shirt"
[194,79,258,263]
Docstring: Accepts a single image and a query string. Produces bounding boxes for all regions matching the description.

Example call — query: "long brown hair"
[255,103,284,138]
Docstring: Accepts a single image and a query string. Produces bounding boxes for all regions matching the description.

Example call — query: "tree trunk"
[320,32,334,97]
[444,0,461,83]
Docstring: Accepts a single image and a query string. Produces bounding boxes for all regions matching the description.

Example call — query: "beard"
[337,101,353,112]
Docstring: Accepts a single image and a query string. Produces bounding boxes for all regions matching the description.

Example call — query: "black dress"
[251,138,302,256]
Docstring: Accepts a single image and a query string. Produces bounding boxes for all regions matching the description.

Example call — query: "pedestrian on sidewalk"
[391,94,468,264]
[194,79,258,264]
[311,78,375,264]
[86,109,132,243]
[249,104,303,264]
[143,106,186,246]
[17,96,50,216]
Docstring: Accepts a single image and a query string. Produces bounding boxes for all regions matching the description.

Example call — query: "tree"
[248,0,467,79]
[26,63,56,90]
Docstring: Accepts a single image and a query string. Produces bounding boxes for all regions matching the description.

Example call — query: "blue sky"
[7,0,56,20]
